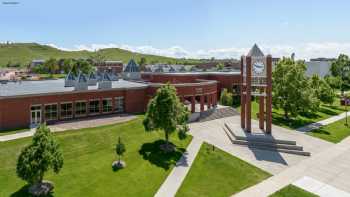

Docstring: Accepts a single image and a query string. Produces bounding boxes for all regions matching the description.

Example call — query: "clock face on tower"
[253,62,265,75]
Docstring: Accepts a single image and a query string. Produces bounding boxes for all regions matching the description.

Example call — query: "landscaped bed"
[175,142,271,197]
[0,127,29,136]
[269,184,318,197]
[236,98,346,130]
[308,117,350,143]
[0,116,192,196]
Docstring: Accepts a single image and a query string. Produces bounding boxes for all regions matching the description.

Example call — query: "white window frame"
[89,99,100,115]
[114,96,124,113]
[75,100,87,117]
[102,98,113,113]
[60,102,73,119]
[44,103,58,121]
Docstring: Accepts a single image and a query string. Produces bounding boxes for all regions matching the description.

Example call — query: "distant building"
[305,60,332,78]
[96,60,123,75]
[30,59,45,68]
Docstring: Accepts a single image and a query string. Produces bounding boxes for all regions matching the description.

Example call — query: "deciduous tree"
[16,124,63,185]
[331,54,350,96]
[272,58,319,119]
[143,84,189,152]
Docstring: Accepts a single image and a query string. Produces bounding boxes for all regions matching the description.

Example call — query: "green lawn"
[38,73,66,79]
[269,185,318,197]
[236,98,346,130]
[0,117,192,197]
[308,117,350,143]
[176,143,271,197]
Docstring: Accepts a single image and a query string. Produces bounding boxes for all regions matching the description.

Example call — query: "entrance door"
[30,105,42,127]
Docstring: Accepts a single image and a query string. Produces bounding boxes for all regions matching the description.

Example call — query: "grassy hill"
[0,43,201,67]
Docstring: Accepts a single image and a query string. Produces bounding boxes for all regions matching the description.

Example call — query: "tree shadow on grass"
[272,114,313,129]
[10,185,54,197]
[310,128,331,135]
[138,140,186,170]
[318,107,338,116]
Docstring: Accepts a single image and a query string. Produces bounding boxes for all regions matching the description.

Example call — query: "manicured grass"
[308,117,350,143]
[176,143,271,197]
[236,98,346,130]
[38,73,66,79]
[0,127,29,136]
[269,185,318,197]
[0,117,192,197]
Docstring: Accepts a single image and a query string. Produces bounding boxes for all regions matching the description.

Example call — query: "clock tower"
[240,44,272,133]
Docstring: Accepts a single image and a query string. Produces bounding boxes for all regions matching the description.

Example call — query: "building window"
[75,101,87,117]
[45,104,58,121]
[89,100,100,114]
[115,97,124,113]
[103,98,113,113]
[60,103,73,119]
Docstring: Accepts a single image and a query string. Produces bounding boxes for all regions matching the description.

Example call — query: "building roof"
[77,72,87,83]
[247,44,264,57]
[0,79,148,97]
[105,60,123,64]
[88,72,97,80]
[124,59,140,72]
[65,71,76,81]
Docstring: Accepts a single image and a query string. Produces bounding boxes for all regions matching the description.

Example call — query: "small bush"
[220,89,233,106]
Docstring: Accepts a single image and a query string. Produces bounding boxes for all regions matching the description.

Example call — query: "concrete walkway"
[234,136,350,197]
[293,176,350,197]
[155,137,203,197]
[296,111,349,132]
[0,114,136,142]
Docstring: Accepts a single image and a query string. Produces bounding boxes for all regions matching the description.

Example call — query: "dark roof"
[124,59,140,72]
[247,44,264,57]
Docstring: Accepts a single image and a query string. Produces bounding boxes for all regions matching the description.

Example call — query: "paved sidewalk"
[0,114,136,142]
[155,137,203,197]
[233,136,350,197]
[296,111,349,132]
[293,176,350,197]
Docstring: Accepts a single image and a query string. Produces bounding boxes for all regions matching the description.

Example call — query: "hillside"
[0,43,202,67]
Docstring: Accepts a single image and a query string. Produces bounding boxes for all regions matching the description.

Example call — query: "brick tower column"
[207,94,211,109]
[191,96,195,113]
[266,55,272,134]
[259,87,265,130]
[200,95,204,112]
[240,56,246,129]
[212,93,216,107]
[246,56,252,132]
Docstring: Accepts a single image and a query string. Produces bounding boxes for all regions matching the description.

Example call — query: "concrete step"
[235,143,311,156]
[223,123,311,156]
[198,107,239,122]
[233,139,304,151]
[224,123,297,145]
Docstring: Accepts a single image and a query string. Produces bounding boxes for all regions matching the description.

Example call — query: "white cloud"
[45,42,350,60]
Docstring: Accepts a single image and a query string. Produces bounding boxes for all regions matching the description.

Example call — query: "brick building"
[0,71,240,130]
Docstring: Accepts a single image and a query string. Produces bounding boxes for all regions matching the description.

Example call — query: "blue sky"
[1,0,350,59]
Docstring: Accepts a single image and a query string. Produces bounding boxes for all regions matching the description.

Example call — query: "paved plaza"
[189,115,332,175]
